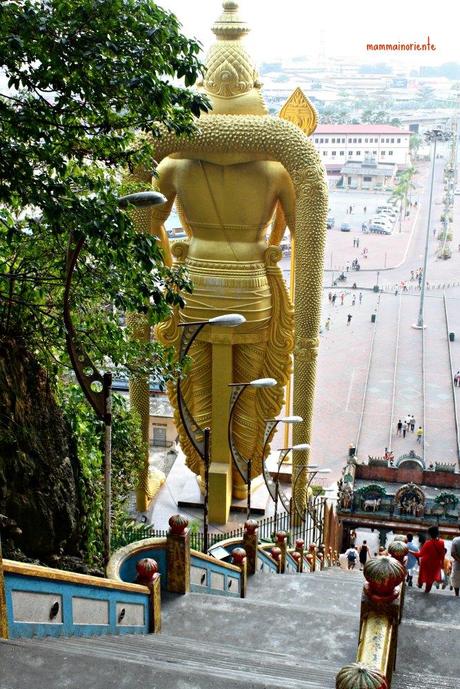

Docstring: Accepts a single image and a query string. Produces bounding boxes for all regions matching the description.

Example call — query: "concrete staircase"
[0,567,457,689]
[0,567,362,689]
[391,587,460,689]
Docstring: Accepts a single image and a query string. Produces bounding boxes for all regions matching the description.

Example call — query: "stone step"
[247,570,363,615]
[161,591,360,663]
[392,670,454,689]
[397,593,460,680]
[0,635,340,689]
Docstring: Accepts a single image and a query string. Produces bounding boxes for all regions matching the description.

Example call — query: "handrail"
[443,292,460,463]
[3,559,149,594]
[190,549,241,573]
[336,541,407,689]
[107,537,167,581]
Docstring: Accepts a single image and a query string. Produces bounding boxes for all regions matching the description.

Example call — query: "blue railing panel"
[256,549,278,573]
[190,555,241,597]
[5,573,150,639]
[119,547,168,590]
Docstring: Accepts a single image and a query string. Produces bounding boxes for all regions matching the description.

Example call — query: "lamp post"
[272,444,311,529]
[176,313,246,552]
[413,129,452,329]
[228,378,278,518]
[63,190,166,570]
[292,465,332,521]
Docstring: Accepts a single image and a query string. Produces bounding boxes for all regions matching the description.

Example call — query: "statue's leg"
[232,341,268,498]
[180,338,212,483]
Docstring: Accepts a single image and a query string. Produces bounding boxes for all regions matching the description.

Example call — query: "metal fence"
[112,496,327,553]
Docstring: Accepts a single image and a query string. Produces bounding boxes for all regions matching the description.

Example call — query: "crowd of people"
[343,527,460,596]
[395,414,423,443]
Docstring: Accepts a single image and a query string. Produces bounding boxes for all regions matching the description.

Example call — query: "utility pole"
[413,129,451,329]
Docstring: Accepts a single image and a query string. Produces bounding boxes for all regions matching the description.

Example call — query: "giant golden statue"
[131,1,328,523]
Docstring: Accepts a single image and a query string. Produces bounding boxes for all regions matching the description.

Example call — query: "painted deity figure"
[132,1,328,520]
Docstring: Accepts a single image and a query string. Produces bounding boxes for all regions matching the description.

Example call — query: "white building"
[311,125,412,176]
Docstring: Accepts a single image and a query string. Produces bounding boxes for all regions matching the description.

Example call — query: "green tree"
[0,0,209,378]
[409,133,422,157]
[0,0,209,559]
[389,167,417,230]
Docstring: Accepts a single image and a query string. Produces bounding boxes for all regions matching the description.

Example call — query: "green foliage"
[0,0,211,563]
[0,0,208,380]
[60,384,145,565]
[356,484,386,498]
[310,485,325,497]
[434,492,459,508]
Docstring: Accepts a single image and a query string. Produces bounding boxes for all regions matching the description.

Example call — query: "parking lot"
[327,189,400,234]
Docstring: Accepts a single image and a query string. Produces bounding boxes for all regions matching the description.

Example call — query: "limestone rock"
[0,339,80,558]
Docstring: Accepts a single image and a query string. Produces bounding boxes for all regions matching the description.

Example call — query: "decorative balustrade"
[336,538,408,689]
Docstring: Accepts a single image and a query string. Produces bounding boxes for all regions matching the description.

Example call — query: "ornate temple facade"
[337,452,460,548]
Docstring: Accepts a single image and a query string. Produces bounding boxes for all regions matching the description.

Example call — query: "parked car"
[340,222,352,232]
[327,216,335,229]
[369,216,394,228]
[377,208,398,220]
[369,224,392,235]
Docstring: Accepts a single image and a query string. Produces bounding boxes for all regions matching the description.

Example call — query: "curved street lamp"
[227,378,278,517]
[63,190,166,569]
[271,444,311,530]
[292,465,332,537]
[176,313,246,551]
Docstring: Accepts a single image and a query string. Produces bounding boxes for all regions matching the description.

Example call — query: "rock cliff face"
[0,340,80,558]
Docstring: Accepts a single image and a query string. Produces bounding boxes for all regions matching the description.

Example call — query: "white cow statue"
[363,498,381,512]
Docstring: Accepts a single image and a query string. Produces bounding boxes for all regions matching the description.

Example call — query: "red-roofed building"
[311,125,411,180]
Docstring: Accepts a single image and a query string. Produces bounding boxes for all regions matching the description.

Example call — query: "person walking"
[345,545,358,570]
[439,548,452,590]
[346,261,350,272]
[347,313,352,326]
[454,371,460,387]
[410,415,415,432]
[352,295,356,306]
[396,419,402,436]
[325,316,331,331]
[363,206,367,214]
[450,532,460,596]
[415,525,444,593]
[416,426,423,443]
[359,292,363,304]
[340,293,344,305]
[349,204,353,214]
[402,420,408,438]
[406,533,419,587]
[359,540,369,570]
[328,291,332,303]
[332,293,337,306]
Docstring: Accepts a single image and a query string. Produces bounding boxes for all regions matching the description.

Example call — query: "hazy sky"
[157,0,458,67]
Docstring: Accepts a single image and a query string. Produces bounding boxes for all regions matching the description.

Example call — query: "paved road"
[308,151,460,482]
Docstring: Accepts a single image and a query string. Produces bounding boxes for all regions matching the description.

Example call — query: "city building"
[339,158,397,190]
[311,125,412,180]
